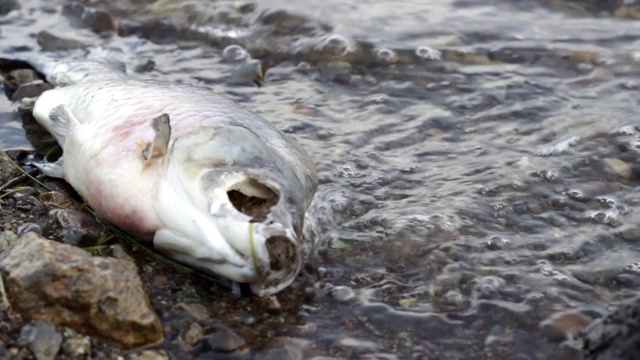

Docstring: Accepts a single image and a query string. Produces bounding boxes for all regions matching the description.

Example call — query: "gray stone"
[204,323,246,352]
[19,321,62,360]
[61,336,91,359]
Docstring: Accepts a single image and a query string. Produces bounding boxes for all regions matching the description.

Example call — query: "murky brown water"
[2,0,640,358]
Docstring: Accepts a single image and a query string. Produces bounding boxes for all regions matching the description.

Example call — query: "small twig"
[0,168,39,193]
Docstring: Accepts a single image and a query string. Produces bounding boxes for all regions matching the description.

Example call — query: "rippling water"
[2,0,640,358]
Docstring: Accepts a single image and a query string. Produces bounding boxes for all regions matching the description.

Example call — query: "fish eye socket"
[226,178,279,222]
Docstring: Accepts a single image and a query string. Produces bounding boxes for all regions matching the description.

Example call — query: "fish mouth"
[249,233,302,297]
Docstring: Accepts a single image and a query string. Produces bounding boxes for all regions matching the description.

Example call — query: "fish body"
[6,55,317,296]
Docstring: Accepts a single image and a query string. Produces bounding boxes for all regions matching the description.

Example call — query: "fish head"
[152,125,308,297]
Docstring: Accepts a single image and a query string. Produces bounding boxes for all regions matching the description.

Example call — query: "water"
[2,0,640,358]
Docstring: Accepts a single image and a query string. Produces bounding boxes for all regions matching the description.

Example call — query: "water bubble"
[439,290,467,311]
[331,286,356,302]
[221,44,248,62]
[538,170,558,181]
[625,262,640,273]
[534,136,580,156]
[612,125,636,135]
[336,165,365,178]
[472,276,505,299]
[317,34,356,56]
[473,146,485,156]
[597,197,616,208]
[485,236,511,250]
[586,209,621,226]
[375,48,398,64]
[296,61,312,72]
[566,189,584,201]
[415,46,441,60]
[364,94,389,104]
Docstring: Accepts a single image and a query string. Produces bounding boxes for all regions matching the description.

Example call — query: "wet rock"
[0,0,19,16]
[63,4,118,34]
[16,222,42,236]
[60,227,96,247]
[174,302,210,321]
[179,322,204,350]
[0,151,22,183]
[19,321,62,360]
[338,337,378,353]
[11,81,53,101]
[126,350,170,360]
[233,311,257,325]
[39,191,82,212]
[61,336,91,359]
[541,310,593,340]
[49,209,104,245]
[37,31,86,51]
[3,69,39,91]
[13,193,44,213]
[613,225,640,243]
[603,158,632,181]
[256,295,282,312]
[581,295,640,360]
[0,230,17,252]
[319,61,351,83]
[255,338,304,360]
[0,233,163,348]
[202,323,246,352]
[110,243,135,263]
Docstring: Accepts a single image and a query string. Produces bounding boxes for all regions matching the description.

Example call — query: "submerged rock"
[0,232,163,348]
[37,31,87,52]
[202,323,246,352]
[581,296,640,360]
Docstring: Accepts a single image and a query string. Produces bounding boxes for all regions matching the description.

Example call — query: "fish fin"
[48,105,80,142]
[29,156,65,178]
[142,113,171,162]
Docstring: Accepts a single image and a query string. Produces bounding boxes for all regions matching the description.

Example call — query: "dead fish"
[1,54,318,296]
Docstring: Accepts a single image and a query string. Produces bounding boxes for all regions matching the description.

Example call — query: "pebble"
[203,323,246,352]
[61,336,91,359]
[38,191,82,212]
[0,231,17,252]
[256,295,282,312]
[255,338,305,360]
[16,222,42,236]
[19,321,62,360]
[174,302,210,321]
[111,244,136,263]
[338,337,378,353]
[179,322,203,350]
[126,350,170,360]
